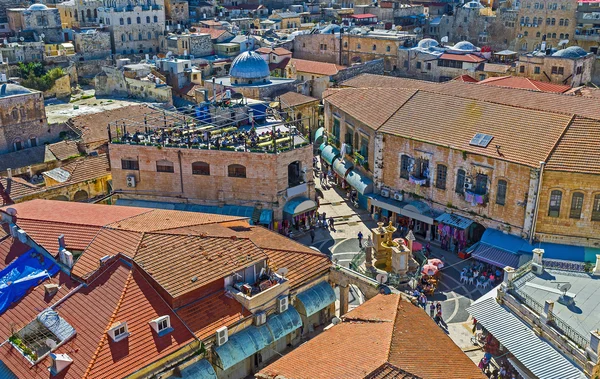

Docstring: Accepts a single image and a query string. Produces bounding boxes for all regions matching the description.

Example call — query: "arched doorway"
[73,190,89,202]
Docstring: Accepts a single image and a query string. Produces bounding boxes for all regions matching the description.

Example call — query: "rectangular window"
[436,164,447,190]
[519,66,525,73]
[29,137,37,148]
[496,180,507,205]
[157,162,174,173]
[416,61,422,69]
[569,193,584,219]
[121,159,139,170]
[558,67,564,75]
[551,66,558,74]
[400,155,410,179]
[456,169,465,194]
[534,66,540,74]
[474,174,488,195]
[548,190,562,217]
[332,119,341,147]
[576,66,582,75]
[592,195,600,221]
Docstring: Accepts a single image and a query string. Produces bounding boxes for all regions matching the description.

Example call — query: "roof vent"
[49,353,72,376]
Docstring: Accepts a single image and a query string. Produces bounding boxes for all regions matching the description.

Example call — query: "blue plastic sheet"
[0,249,60,315]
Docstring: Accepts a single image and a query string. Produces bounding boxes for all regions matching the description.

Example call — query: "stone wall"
[20,8,63,43]
[43,74,72,99]
[108,143,314,220]
[332,58,385,83]
[292,34,340,64]
[534,170,600,249]
[75,58,113,79]
[95,66,172,103]
[515,0,576,52]
[517,53,594,86]
[73,31,112,60]
[165,0,189,25]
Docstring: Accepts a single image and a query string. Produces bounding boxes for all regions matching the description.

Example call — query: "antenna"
[276,267,289,278]
[376,272,388,284]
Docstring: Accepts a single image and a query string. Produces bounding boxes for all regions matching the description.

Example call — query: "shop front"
[318,142,340,167]
[467,229,533,270]
[435,212,484,254]
[368,196,440,240]
[281,196,319,236]
[331,157,353,188]
[344,169,373,209]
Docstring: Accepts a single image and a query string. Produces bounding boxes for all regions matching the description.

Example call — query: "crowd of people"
[461,262,504,289]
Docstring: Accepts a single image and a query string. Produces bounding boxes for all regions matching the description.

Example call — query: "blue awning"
[295,281,336,317]
[259,209,273,225]
[314,127,325,144]
[430,16,442,25]
[479,229,533,255]
[266,306,302,340]
[435,212,474,230]
[345,169,373,195]
[469,242,531,269]
[319,144,340,165]
[332,158,353,178]
[214,325,274,370]
[177,359,218,378]
[283,197,318,216]
[115,199,256,219]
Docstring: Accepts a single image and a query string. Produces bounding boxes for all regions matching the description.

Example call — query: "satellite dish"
[376,272,388,284]
[276,267,289,278]
[5,208,17,216]
[441,36,449,43]
[45,339,57,349]
[558,282,572,294]
[331,316,341,325]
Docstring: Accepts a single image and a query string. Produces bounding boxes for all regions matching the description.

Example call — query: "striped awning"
[332,158,353,178]
[468,297,585,379]
[319,143,340,165]
[469,242,522,269]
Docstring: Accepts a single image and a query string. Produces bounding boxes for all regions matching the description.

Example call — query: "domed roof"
[0,83,32,98]
[452,41,477,51]
[552,46,588,59]
[27,3,48,10]
[230,51,270,80]
[417,38,439,49]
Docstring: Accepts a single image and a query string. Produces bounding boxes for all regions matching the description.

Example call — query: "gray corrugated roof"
[467,296,585,379]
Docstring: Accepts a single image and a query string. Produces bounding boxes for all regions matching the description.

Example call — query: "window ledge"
[112,332,130,342]
[156,327,174,337]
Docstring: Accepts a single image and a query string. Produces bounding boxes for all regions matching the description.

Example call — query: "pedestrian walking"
[358,231,364,248]
[419,293,427,309]
[429,302,435,318]
[309,228,315,244]
[321,212,327,229]
[328,217,335,231]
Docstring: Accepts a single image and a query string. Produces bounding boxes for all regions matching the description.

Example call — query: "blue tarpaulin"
[0,250,60,315]
[295,281,336,317]
[214,325,273,370]
[259,209,273,225]
[248,102,268,122]
[266,307,302,341]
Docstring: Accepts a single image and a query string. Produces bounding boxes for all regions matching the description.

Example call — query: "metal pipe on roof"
[529,161,546,245]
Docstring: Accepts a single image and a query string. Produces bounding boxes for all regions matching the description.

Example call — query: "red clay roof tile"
[477,75,571,93]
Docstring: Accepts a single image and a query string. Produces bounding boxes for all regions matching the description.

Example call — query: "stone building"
[165,32,214,57]
[278,91,320,137]
[7,4,63,43]
[56,0,103,28]
[95,63,172,103]
[516,46,594,86]
[97,0,165,55]
[515,0,576,52]
[0,41,44,63]
[292,33,340,64]
[286,58,345,98]
[0,84,55,155]
[164,0,189,27]
[73,29,112,60]
[573,2,600,54]
[341,29,416,71]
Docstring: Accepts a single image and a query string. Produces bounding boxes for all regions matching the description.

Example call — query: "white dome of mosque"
[451,41,477,52]
[417,38,439,49]
[229,51,270,81]
[27,3,49,10]
[0,83,32,98]
[552,46,588,58]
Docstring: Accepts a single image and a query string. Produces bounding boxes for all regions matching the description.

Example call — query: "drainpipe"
[529,161,545,245]
[177,150,184,194]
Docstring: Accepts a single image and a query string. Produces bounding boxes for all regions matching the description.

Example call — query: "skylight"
[469,133,494,148]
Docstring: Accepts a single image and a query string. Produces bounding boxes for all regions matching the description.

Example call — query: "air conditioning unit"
[465,177,473,184]
[277,295,289,314]
[531,262,543,275]
[380,188,390,198]
[59,249,73,268]
[464,182,473,190]
[126,175,136,188]
[254,311,266,326]
[215,326,228,346]
[17,229,27,243]
[393,192,403,201]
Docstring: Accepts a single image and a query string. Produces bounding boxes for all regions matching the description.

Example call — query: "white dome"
[452,41,477,52]
[28,3,49,10]
[417,38,439,49]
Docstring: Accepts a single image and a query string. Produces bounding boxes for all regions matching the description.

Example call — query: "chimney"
[58,234,65,250]
[44,283,59,296]
[593,254,600,277]
[541,300,554,324]
[6,168,11,178]
[586,330,600,365]
[502,266,515,288]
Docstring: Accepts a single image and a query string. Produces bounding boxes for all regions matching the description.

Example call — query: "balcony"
[229,273,289,313]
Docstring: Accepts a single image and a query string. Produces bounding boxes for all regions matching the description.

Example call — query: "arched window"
[344,41,348,48]
[13,138,22,151]
[136,16,141,24]
[552,33,557,38]
[228,164,246,178]
[520,16,525,24]
[192,161,210,175]
[436,164,447,190]
[138,32,143,40]
[551,18,555,25]
[496,180,507,205]
[559,18,564,26]
[156,159,174,173]
[129,33,133,41]
[127,17,131,24]
[455,169,466,194]
[386,45,391,52]
[155,31,159,39]
[592,194,600,221]
[546,17,550,25]
[564,19,569,27]
[536,32,540,37]
[372,44,376,51]
[11,108,18,120]
[524,31,528,36]
[146,16,150,23]
[357,43,361,49]
[548,190,562,217]
[120,17,124,25]
[565,33,569,39]
[121,34,126,42]
[148,32,152,39]
[560,33,564,39]
[532,17,537,24]
[154,15,158,22]
[569,192,584,219]
[525,16,530,24]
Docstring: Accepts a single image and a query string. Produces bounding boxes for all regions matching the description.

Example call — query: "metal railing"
[511,261,532,283]
[510,289,543,314]
[542,258,588,273]
[549,316,590,350]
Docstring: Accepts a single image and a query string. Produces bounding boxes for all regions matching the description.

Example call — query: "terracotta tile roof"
[477,75,571,93]
[324,88,417,130]
[453,74,478,83]
[199,20,221,26]
[365,363,421,379]
[197,27,228,40]
[256,47,292,56]
[268,56,291,71]
[439,53,486,63]
[328,87,571,167]
[47,140,81,161]
[341,74,600,120]
[279,91,318,108]
[4,199,149,227]
[133,233,267,297]
[15,218,101,255]
[175,291,249,339]
[107,209,246,232]
[0,236,30,267]
[259,294,484,379]
[290,58,345,76]
[545,117,600,174]
[71,228,144,280]
[85,269,196,379]
[58,154,110,184]
[0,177,41,201]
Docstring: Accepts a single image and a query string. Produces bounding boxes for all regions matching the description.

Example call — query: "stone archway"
[73,190,89,202]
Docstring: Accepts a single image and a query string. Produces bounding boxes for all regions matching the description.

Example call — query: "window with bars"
[436,164,447,190]
[569,192,584,219]
[121,159,139,170]
[228,164,246,178]
[592,195,600,221]
[400,155,410,179]
[192,161,210,175]
[156,160,174,173]
[496,180,507,205]
[548,190,562,217]
[456,169,466,194]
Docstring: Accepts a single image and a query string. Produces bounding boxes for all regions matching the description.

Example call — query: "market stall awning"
[401,200,440,225]
[435,212,474,230]
[320,144,341,165]
[283,197,318,216]
[259,209,273,225]
[178,359,218,379]
[266,306,302,341]
[314,127,325,144]
[369,194,407,215]
[214,325,274,370]
[295,281,336,317]
[468,295,585,379]
[332,158,353,178]
[468,242,530,269]
[345,169,373,195]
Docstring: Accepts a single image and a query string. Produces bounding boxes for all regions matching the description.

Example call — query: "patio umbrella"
[412,241,423,251]
[421,264,438,276]
[428,258,444,268]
